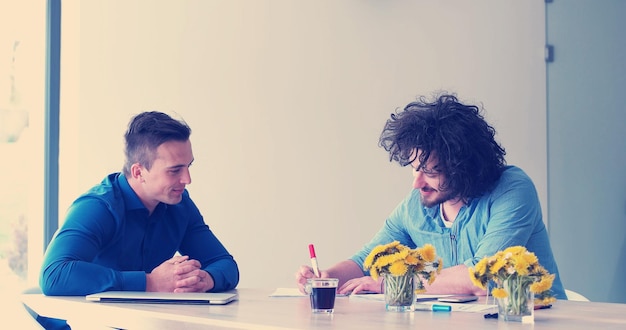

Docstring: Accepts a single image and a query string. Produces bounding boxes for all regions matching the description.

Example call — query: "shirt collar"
[118,173,148,212]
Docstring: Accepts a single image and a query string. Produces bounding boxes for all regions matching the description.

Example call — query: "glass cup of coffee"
[306,278,339,314]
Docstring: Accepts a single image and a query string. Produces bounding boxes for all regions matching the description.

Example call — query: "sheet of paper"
[269,288,306,297]
[452,303,498,313]
[267,288,494,313]
[348,293,385,301]
[269,288,371,298]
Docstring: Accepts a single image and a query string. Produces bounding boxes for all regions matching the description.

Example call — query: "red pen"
[309,244,321,277]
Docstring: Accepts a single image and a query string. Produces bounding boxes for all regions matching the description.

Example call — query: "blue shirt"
[39,173,239,296]
[350,166,566,299]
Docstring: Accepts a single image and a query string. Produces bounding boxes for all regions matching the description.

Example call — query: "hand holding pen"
[295,244,326,293]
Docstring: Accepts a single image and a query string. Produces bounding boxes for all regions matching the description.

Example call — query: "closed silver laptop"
[86,291,238,305]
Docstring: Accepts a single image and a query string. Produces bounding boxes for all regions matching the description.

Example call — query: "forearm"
[325,260,365,287]
[40,231,145,295]
[204,257,239,292]
[182,221,239,292]
[40,260,145,296]
[422,264,487,296]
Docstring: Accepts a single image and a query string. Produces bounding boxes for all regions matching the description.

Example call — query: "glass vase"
[496,277,534,323]
[383,273,415,312]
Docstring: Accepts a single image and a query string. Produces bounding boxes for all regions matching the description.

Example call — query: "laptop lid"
[86,291,238,305]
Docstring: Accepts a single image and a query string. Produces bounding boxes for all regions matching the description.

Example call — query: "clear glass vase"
[496,277,534,323]
[383,273,415,312]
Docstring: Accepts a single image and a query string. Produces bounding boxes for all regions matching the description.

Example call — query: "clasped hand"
[147,255,214,293]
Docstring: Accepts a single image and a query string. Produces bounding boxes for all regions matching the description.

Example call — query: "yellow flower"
[363,241,401,269]
[473,257,488,274]
[467,246,556,307]
[419,244,437,262]
[536,296,556,306]
[388,260,408,276]
[530,274,555,293]
[490,257,506,275]
[503,245,526,255]
[405,253,419,265]
[522,251,538,265]
[469,269,486,289]
[492,287,508,298]
[363,242,442,294]
[513,256,530,276]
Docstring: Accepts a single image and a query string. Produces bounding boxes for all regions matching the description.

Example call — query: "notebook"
[86,291,238,305]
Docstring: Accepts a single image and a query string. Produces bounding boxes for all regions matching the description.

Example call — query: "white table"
[22,288,626,329]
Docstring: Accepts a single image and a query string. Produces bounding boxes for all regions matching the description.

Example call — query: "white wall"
[59,0,547,289]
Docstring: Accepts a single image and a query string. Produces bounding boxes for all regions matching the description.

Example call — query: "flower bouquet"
[469,246,557,323]
[363,241,442,311]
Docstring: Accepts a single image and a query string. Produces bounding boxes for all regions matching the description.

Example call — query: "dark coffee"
[310,287,336,310]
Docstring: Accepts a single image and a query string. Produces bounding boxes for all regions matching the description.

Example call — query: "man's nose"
[412,170,423,189]
[181,168,192,185]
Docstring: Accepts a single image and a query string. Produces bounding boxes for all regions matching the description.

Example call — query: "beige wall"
[59,0,546,289]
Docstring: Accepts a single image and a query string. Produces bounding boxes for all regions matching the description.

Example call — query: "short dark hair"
[379,93,506,200]
[122,111,191,176]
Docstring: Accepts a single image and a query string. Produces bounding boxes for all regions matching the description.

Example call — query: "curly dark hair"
[122,111,191,176]
[379,93,506,200]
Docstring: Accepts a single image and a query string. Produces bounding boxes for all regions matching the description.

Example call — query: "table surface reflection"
[21,288,626,329]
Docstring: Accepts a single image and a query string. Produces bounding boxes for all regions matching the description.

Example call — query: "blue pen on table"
[308,244,321,277]
[413,303,452,312]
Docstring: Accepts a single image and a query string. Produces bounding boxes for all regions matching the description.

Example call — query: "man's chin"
[421,199,438,208]
[165,196,183,205]
[420,194,449,208]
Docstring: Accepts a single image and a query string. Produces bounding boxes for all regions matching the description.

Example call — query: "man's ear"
[130,163,144,182]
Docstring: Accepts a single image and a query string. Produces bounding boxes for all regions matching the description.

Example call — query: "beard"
[419,186,454,208]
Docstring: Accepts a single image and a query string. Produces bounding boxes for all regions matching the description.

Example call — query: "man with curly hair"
[296,93,566,300]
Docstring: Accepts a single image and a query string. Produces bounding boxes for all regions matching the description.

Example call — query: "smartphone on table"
[437,295,479,303]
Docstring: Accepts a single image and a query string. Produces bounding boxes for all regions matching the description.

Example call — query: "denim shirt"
[350,166,566,299]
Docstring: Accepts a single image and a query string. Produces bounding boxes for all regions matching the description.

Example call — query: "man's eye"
[421,168,439,177]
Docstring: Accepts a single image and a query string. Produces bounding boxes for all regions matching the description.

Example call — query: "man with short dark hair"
[40,111,239,295]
